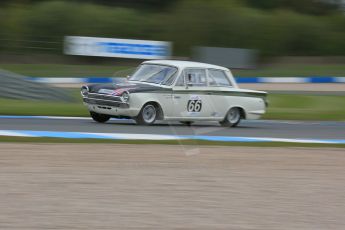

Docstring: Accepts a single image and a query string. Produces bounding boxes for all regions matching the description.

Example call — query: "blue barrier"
[85,77,114,84]
[309,77,334,83]
[235,77,260,83]
[27,76,345,84]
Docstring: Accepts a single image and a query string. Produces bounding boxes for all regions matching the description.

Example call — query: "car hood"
[87,82,167,96]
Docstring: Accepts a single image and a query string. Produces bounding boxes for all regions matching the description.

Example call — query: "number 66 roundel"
[187,100,202,112]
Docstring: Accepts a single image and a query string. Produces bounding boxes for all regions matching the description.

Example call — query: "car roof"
[143,60,229,71]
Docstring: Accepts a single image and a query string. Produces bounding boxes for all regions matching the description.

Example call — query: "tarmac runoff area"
[1,116,345,143]
[0,143,344,229]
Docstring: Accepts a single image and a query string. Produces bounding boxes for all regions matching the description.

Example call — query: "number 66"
[187,100,202,112]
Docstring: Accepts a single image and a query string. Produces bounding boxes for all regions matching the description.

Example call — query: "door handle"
[174,96,181,99]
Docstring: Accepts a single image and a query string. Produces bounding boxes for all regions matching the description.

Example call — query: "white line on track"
[0,130,35,137]
[1,130,345,144]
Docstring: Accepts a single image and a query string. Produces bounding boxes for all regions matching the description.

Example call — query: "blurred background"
[0,0,344,120]
[1,0,345,57]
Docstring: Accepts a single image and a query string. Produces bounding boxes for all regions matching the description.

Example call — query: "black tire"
[135,103,158,125]
[180,121,193,126]
[219,107,242,127]
[90,111,110,123]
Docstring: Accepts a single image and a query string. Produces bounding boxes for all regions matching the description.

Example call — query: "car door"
[172,68,214,119]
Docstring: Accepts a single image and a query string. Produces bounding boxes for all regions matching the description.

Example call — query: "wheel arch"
[142,101,164,120]
[224,106,246,120]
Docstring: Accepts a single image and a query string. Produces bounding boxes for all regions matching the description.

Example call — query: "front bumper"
[82,92,141,117]
[85,104,140,117]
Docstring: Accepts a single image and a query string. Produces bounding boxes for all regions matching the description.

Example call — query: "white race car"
[81,60,267,127]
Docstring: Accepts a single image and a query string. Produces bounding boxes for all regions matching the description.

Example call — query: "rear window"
[208,69,231,87]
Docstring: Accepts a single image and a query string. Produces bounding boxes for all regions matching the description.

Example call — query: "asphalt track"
[0,116,345,139]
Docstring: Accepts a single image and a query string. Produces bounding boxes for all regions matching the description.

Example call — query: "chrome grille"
[87,93,122,102]
[83,93,128,108]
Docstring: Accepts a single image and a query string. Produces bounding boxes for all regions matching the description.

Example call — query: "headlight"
[81,86,89,97]
[121,91,130,102]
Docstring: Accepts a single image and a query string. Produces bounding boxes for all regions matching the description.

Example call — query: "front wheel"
[219,107,242,127]
[90,111,110,123]
[135,104,157,125]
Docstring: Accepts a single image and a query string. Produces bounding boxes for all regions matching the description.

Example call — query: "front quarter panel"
[127,90,173,118]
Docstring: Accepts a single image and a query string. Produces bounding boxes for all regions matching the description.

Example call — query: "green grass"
[263,94,345,120]
[0,90,87,116]
[0,92,344,121]
[0,98,87,116]
[1,136,345,148]
[0,64,132,77]
[1,63,344,77]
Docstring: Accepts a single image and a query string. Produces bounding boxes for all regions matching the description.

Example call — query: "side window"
[208,69,232,87]
[185,69,207,87]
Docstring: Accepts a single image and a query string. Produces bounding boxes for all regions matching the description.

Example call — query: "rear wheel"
[135,104,157,125]
[90,111,110,123]
[219,107,242,127]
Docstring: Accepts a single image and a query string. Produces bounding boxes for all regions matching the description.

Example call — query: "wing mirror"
[185,82,193,89]
[186,77,193,88]
[185,74,193,89]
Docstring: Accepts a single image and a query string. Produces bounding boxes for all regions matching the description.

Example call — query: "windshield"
[129,64,177,85]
